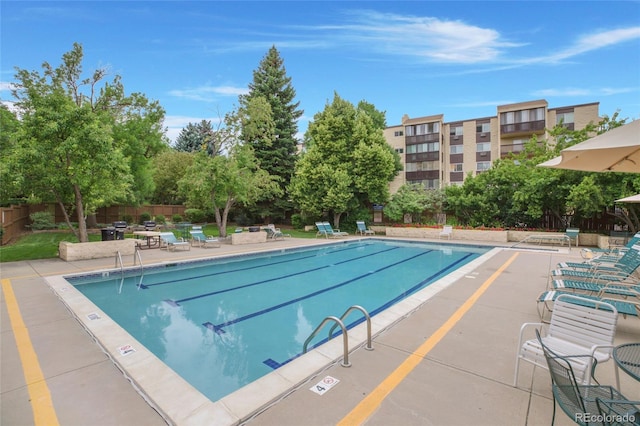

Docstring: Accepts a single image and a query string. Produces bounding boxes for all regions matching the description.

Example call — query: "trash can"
[101,227,116,241]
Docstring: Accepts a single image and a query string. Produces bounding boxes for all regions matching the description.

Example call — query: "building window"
[450,145,464,154]
[450,126,463,136]
[405,125,415,136]
[409,179,439,189]
[476,142,491,152]
[394,148,404,154]
[476,122,491,133]
[406,161,438,172]
[556,112,574,125]
[451,163,463,172]
[476,161,491,171]
[406,142,439,154]
[394,130,404,137]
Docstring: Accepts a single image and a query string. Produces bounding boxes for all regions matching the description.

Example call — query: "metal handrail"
[303,316,351,367]
[329,305,373,351]
[134,246,145,289]
[115,251,124,273]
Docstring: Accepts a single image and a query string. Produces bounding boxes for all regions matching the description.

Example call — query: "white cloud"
[163,115,223,143]
[0,81,16,92]
[168,84,248,102]
[532,86,638,98]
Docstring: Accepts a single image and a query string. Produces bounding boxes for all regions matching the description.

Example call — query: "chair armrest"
[516,322,544,347]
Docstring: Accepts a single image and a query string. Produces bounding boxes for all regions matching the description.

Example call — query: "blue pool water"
[68,240,488,401]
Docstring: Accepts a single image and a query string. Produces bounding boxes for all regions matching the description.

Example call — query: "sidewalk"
[2,238,639,425]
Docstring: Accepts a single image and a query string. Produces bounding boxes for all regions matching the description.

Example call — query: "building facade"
[383,99,600,193]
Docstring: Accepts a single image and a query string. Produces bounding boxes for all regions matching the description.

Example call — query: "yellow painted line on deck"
[1,278,60,426]
[337,252,520,426]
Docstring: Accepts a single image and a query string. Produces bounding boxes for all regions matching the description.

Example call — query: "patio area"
[2,236,639,425]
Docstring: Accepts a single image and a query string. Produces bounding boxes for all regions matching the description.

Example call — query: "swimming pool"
[47,239,497,424]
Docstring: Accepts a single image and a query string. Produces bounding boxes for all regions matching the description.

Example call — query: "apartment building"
[383,99,600,193]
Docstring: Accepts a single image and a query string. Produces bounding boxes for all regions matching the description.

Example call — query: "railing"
[328,305,373,351]
[304,316,351,367]
[303,305,374,368]
[134,246,145,289]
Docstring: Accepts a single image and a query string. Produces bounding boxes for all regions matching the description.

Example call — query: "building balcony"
[500,120,545,136]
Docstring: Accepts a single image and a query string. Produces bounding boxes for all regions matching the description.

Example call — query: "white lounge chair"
[514,294,618,389]
[439,225,453,240]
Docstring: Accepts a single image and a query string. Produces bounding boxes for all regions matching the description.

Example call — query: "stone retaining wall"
[59,239,138,261]
[231,231,267,245]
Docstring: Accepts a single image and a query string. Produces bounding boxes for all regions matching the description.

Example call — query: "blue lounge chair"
[159,232,191,251]
[315,222,328,238]
[557,243,640,271]
[550,279,640,299]
[189,229,221,248]
[537,290,640,320]
[356,221,375,236]
[322,222,348,238]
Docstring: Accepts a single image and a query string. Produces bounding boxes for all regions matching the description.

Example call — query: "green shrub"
[184,208,205,223]
[139,212,151,224]
[155,214,166,224]
[122,215,133,224]
[172,214,183,223]
[29,211,56,230]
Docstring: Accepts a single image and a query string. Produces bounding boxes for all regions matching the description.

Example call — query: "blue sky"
[2,1,639,143]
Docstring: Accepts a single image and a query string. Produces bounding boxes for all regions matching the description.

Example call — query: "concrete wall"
[231,231,267,245]
[59,239,138,261]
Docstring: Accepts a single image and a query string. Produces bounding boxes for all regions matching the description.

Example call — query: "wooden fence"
[1,204,186,245]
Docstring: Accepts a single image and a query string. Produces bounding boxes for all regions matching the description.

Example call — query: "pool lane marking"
[261,252,476,368]
[202,251,471,338]
[172,247,404,304]
[337,252,520,426]
[145,244,394,289]
[1,278,60,426]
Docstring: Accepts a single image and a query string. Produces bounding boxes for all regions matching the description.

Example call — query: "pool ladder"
[302,305,373,368]
[114,249,145,293]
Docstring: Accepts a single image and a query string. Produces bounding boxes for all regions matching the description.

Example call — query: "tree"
[239,46,303,220]
[178,110,281,237]
[151,150,194,204]
[383,184,430,223]
[444,113,638,232]
[8,43,165,242]
[289,93,401,228]
[174,119,223,156]
[0,105,21,203]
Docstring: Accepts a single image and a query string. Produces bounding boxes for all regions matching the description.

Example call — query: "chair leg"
[551,396,557,426]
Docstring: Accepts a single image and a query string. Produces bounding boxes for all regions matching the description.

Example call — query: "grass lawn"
[0,231,102,262]
[0,225,318,263]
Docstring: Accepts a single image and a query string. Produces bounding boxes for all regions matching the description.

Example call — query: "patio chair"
[582,232,640,258]
[265,224,290,240]
[557,243,640,272]
[536,329,635,426]
[514,294,619,389]
[439,225,453,240]
[537,291,640,321]
[356,221,375,236]
[322,222,349,238]
[550,278,640,300]
[315,222,328,238]
[189,229,221,248]
[596,398,640,425]
[159,232,191,251]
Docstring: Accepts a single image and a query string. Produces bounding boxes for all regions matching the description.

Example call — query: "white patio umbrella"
[538,120,640,173]
[615,193,640,203]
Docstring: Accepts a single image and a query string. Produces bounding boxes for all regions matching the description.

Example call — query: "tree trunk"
[74,184,89,242]
[86,213,98,228]
[333,212,342,230]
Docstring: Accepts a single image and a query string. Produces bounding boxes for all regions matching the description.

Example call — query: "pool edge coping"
[44,240,503,426]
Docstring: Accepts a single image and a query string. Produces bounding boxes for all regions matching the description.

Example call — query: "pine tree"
[239,46,303,221]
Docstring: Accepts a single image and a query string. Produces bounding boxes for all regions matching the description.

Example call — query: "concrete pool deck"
[2,236,639,425]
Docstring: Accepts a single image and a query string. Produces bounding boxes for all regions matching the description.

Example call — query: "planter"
[385,227,508,243]
[59,239,137,261]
